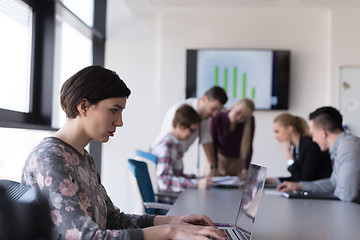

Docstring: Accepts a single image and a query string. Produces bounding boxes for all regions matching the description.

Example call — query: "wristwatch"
[210,165,218,169]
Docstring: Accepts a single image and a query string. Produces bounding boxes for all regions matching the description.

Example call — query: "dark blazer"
[279,136,332,182]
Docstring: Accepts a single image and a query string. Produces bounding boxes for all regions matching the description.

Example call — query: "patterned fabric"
[21,137,154,240]
[150,133,197,196]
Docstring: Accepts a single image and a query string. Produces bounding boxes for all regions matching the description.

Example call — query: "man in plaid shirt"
[150,104,214,203]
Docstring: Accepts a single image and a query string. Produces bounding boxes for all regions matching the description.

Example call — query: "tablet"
[282,190,340,200]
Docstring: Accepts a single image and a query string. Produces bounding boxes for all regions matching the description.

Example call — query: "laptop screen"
[235,164,267,235]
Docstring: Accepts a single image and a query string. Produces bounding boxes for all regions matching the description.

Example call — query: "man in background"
[277,106,360,203]
[151,86,228,176]
[150,104,214,203]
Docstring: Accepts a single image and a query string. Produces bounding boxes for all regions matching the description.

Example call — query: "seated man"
[150,104,213,203]
[277,106,360,203]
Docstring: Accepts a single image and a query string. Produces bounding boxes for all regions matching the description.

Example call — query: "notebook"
[210,163,267,240]
[282,190,340,200]
[212,176,246,188]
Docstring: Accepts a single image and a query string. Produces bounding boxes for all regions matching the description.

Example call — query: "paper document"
[212,176,245,188]
[264,189,283,196]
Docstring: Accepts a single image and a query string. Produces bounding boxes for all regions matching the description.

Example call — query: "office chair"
[0,179,30,202]
[0,179,52,239]
[133,149,159,194]
[134,149,157,164]
[128,159,178,215]
[133,149,180,197]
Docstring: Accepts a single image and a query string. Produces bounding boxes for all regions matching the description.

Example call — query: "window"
[61,0,94,27]
[53,1,94,128]
[0,0,32,113]
[0,127,54,182]
[0,0,107,181]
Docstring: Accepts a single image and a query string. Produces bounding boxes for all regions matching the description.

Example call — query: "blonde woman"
[209,99,255,179]
[269,113,332,185]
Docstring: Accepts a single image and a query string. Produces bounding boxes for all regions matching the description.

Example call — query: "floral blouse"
[21,137,154,240]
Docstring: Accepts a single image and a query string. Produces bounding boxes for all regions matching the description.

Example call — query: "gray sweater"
[301,132,360,203]
[22,137,155,240]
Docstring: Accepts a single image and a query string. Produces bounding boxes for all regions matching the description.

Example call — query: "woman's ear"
[76,98,89,117]
[288,126,294,133]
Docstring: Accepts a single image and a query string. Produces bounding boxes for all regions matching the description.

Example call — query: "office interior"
[1,0,360,214]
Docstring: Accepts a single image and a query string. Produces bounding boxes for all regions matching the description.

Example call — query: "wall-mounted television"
[186,49,290,110]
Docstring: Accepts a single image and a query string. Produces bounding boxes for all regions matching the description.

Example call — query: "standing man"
[277,106,360,203]
[151,86,228,176]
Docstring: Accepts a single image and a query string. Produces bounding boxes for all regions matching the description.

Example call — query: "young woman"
[269,113,332,184]
[21,66,226,240]
[150,104,214,203]
[209,99,255,179]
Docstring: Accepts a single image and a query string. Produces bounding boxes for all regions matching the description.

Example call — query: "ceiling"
[123,0,360,13]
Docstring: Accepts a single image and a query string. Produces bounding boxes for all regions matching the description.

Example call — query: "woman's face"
[273,121,291,143]
[228,102,252,124]
[84,97,127,143]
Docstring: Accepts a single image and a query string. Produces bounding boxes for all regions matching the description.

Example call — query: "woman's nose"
[114,115,123,127]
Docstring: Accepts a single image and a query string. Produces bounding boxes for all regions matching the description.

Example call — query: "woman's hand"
[169,223,227,240]
[209,167,219,177]
[154,214,214,226]
[197,177,214,189]
[238,169,248,180]
[173,214,216,226]
[147,214,228,240]
[279,142,293,160]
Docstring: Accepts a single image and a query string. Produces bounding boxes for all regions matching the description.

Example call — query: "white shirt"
[151,98,213,153]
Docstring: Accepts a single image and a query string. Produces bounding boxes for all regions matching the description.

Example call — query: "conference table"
[167,188,360,240]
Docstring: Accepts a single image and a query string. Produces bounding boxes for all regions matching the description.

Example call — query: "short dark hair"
[172,104,202,128]
[204,86,228,105]
[60,65,131,118]
[309,106,343,133]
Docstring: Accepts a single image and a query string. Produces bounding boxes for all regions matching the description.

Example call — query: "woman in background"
[21,65,226,240]
[268,113,332,185]
[209,98,255,179]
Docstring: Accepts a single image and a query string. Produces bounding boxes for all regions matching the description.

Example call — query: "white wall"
[158,8,331,176]
[330,9,360,137]
[102,0,162,213]
[103,0,360,213]
[331,9,360,106]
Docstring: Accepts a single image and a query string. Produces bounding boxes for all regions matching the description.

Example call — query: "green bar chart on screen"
[212,66,255,101]
[196,50,273,109]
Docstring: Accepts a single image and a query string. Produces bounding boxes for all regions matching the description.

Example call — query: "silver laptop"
[211,163,267,240]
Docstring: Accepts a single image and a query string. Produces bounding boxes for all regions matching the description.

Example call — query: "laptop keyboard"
[208,229,234,240]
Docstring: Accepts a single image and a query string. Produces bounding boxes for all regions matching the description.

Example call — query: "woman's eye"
[111,109,117,113]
